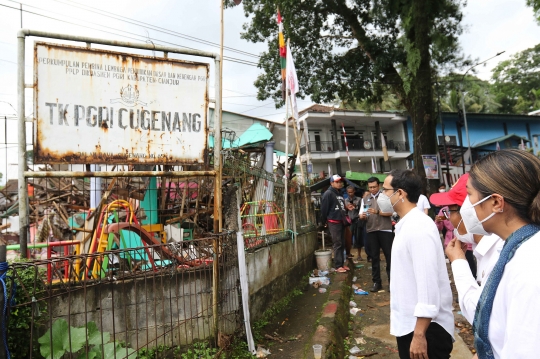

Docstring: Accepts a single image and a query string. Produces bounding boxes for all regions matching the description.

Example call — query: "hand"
[359,213,367,220]
[346,203,355,211]
[445,238,467,263]
[410,333,428,359]
[435,216,443,223]
[367,208,378,215]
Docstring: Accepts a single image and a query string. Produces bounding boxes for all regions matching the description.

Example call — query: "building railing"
[300,139,409,154]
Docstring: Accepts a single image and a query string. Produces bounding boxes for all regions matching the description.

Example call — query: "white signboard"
[34,42,209,164]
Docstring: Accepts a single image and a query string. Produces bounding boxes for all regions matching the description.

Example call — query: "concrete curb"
[309,260,353,359]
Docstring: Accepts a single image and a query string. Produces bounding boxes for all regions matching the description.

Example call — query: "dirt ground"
[257,280,330,358]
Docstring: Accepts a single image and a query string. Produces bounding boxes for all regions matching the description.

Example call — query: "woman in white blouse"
[464,149,540,359]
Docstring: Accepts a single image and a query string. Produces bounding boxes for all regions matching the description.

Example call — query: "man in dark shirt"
[320,175,349,272]
[345,185,364,260]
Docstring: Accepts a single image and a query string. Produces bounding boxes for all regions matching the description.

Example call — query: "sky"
[0,0,539,183]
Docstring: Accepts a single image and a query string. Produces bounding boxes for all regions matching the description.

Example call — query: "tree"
[491,43,540,114]
[230,0,467,186]
[527,0,540,24]
[438,75,500,113]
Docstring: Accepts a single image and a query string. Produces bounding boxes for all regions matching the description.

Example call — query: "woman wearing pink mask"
[430,174,504,325]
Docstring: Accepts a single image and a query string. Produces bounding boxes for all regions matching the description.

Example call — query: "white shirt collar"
[473,234,503,257]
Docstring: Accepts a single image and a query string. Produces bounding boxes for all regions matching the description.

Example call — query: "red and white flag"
[496,142,500,151]
[371,157,377,173]
[286,42,299,127]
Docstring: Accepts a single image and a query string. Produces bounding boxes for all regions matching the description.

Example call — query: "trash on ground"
[376,301,390,307]
[264,334,283,343]
[355,337,367,345]
[350,308,361,316]
[355,289,369,295]
[355,264,364,268]
[319,288,327,293]
[352,284,359,290]
[377,290,386,293]
[256,346,271,357]
[309,277,330,287]
[349,345,361,354]
[349,300,357,307]
[352,276,357,282]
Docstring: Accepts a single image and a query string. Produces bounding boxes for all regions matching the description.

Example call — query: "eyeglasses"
[381,187,395,193]
[441,208,460,219]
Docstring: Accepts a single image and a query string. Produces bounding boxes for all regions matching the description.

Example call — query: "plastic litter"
[349,300,357,308]
[319,288,327,293]
[352,276,357,282]
[350,308,361,316]
[354,289,369,295]
[256,346,271,358]
[352,284,359,290]
[318,270,329,276]
[309,277,330,286]
[355,337,367,345]
[349,345,361,354]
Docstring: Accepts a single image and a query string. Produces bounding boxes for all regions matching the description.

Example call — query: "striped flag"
[277,10,286,100]
[381,134,389,161]
[286,41,299,124]
[496,141,500,151]
[371,157,377,173]
[521,138,526,150]
[341,123,351,167]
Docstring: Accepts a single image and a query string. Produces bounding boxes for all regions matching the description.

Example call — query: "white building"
[297,105,412,178]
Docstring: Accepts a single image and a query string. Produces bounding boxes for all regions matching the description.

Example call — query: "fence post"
[0,240,7,359]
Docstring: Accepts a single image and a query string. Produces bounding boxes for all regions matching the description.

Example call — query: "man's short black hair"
[367,177,380,184]
[389,169,422,203]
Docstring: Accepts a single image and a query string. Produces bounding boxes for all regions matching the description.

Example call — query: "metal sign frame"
[17,28,223,258]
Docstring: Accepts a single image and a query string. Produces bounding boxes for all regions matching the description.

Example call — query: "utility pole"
[436,81,450,184]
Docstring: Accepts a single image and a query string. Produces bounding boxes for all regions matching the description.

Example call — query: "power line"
[0,3,259,67]
[48,0,261,59]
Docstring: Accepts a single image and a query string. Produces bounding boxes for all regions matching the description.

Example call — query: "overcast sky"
[0,0,539,182]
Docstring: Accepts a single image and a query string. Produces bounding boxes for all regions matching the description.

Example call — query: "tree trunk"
[409,0,439,194]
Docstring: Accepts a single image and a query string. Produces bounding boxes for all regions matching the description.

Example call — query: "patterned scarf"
[473,223,540,358]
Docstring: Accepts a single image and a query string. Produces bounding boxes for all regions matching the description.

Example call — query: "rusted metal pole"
[17,30,28,258]
[212,2,224,342]
[24,170,216,178]
[17,29,217,59]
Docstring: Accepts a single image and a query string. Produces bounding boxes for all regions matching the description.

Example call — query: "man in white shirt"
[416,194,431,215]
[380,169,454,359]
[429,174,504,324]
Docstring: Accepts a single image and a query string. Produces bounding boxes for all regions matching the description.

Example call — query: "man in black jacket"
[320,175,349,272]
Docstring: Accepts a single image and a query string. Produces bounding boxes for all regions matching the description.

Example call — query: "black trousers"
[328,222,345,269]
[396,322,453,359]
[351,220,364,249]
[367,230,394,284]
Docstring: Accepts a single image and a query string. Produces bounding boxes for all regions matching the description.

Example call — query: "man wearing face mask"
[359,177,394,292]
[382,170,454,359]
[430,174,504,325]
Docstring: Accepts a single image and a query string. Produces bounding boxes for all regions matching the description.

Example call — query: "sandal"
[342,265,350,271]
[336,267,347,273]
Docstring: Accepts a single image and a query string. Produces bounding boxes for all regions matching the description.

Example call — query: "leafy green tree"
[527,0,540,24]
[491,43,540,114]
[230,0,467,184]
[438,75,500,113]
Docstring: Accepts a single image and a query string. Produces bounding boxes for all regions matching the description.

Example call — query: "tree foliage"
[229,0,467,183]
[527,0,540,24]
[438,75,500,113]
[491,43,540,114]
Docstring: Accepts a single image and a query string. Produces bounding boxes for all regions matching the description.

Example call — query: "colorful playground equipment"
[240,200,284,248]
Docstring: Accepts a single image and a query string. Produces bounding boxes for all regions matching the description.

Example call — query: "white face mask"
[439,189,446,193]
[460,195,496,236]
[453,218,476,245]
[377,190,399,213]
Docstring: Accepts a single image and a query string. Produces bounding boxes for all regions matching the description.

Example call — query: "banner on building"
[421,154,439,180]
[34,42,209,164]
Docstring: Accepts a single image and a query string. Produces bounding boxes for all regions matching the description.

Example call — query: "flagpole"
[341,123,352,172]
[284,94,289,232]
[371,131,377,173]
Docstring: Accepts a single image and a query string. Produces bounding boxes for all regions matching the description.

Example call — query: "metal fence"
[222,153,316,251]
[6,232,239,359]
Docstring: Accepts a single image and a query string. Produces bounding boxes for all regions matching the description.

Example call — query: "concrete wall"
[246,231,318,322]
[48,266,239,349]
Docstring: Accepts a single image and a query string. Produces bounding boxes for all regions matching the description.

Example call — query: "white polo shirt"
[451,234,504,324]
[487,232,540,358]
[390,207,455,338]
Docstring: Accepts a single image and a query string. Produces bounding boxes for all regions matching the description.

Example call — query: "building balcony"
[300,139,410,155]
